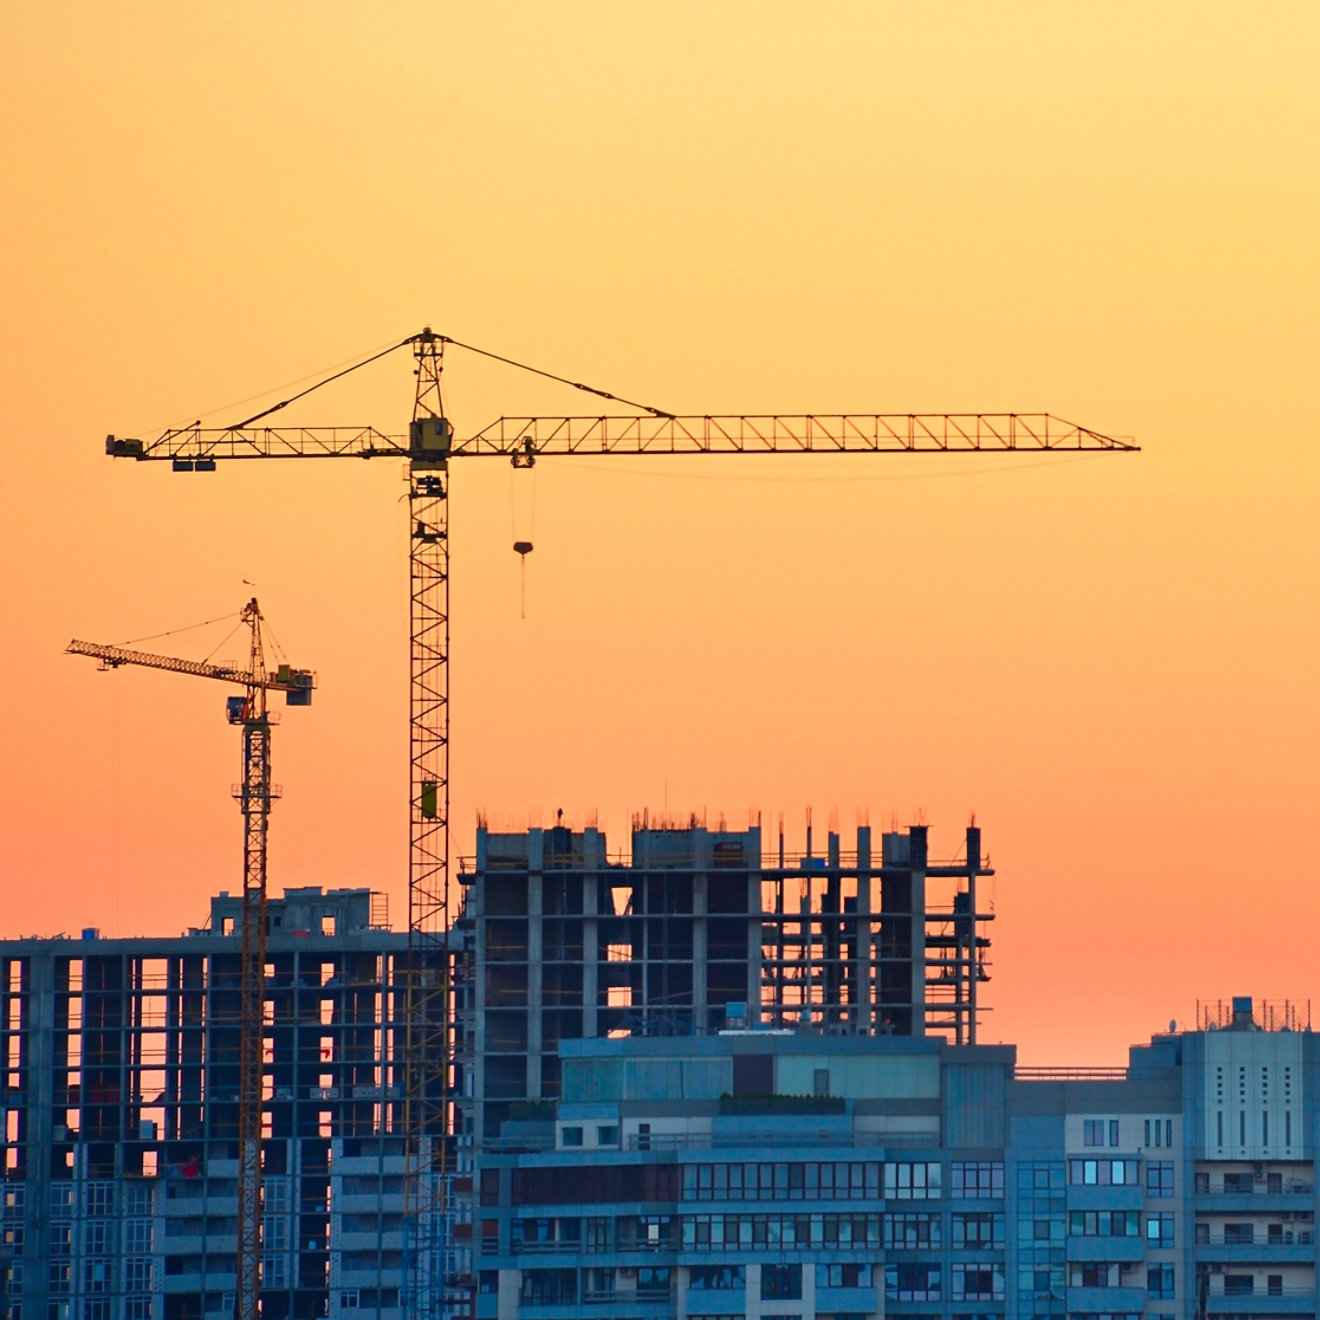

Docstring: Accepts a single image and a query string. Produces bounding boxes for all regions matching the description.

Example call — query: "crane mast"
[68,600,313,1320]
[102,331,1138,1319]
[235,601,271,1320]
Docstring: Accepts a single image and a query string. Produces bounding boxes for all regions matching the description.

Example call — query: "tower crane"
[103,330,1138,1319]
[67,600,314,1320]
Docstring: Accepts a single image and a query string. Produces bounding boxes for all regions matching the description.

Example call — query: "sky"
[2,2,1318,1065]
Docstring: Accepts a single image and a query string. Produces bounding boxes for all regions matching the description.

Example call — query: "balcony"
[1196,1191,1316,1216]
[1205,1284,1317,1314]
[1067,1285,1147,1313]
[1198,1239,1316,1267]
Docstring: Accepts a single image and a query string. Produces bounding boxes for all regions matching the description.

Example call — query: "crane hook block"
[513,541,533,557]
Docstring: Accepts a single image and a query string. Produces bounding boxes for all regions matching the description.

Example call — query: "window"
[1069,1158,1139,1186]
[520,1269,577,1306]
[561,1126,583,1147]
[1147,1265,1175,1299]
[339,1292,360,1309]
[884,1211,941,1248]
[595,1124,619,1146]
[1224,1222,1254,1244]
[951,1161,1003,1197]
[1084,1118,1118,1147]
[125,1219,153,1254]
[49,1225,72,1257]
[83,1183,115,1217]
[688,1265,744,1290]
[81,1302,110,1320]
[1146,1160,1174,1196]
[584,1267,614,1297]
[885,1161,943,1200]
[636,1267,670,1301]
[1145,1212,1174,1248]
[762,1264,802,1300]
[953,1212,1004,1248]
[1069,1263,1119,1288]
[123,1260,152,1292]
[817,1263,868,1288]
[1068,1210,1139,1237]
[125,1302,152,1320]
[952,1265,1004,1301]
[263,1255,287,1288]
[885,1264,941,1302]
[1224,1274,1253,1297]
[83,1223,113,1256]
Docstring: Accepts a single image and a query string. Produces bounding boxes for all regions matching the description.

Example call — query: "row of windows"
[510,1208,1007,1255]
[1214,1109,1294,1147]
[1067,1157,1174,1194]
[1082,1117,1175,1148]
[885,1263,1006,1302]
[46,1259,151,1293]
[686,1261,871,1293]
[683,1212,882,1250]
[1066,1209,1173,1245]
[680,1159,1003,1202]
[1066,1262,1175,1297]
[44,1303,154,1320]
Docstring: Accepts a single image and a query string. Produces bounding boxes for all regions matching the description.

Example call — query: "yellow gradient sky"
[3,2,1318,1064]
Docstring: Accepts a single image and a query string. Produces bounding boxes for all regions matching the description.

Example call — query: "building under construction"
[451,817,994,1150]
[0,886,453,1320]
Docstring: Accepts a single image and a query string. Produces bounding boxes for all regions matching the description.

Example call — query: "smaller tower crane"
[67,599,314,1320]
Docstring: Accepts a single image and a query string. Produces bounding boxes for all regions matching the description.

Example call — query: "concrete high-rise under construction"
[452,818,994,1150]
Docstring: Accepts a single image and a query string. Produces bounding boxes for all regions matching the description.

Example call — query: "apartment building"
[0,887,452,1320]
[472,998,1316,1320]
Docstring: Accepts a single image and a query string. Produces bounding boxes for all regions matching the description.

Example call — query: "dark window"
[762,1264,802,1300]
[1147,1265,1175,1299]
[1146,1160,1174,1196]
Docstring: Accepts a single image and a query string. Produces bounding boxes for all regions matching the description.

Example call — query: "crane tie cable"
[435,334,675,418]
[224,328,675,430]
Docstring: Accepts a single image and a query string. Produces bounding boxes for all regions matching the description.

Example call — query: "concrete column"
[856,825,872,1035]
[526,872,543,1099]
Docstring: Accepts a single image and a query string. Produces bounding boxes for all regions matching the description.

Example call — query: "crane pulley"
[101,329,1138,1320]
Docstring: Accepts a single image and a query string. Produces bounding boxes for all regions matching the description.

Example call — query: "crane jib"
[105,414,1138,464]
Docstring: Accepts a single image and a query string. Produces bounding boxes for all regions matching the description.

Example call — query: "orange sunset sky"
[3,3,1318,1066]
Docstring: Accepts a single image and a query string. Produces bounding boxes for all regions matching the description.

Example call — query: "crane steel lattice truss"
[66,602,313,1320]
[104,329,1138,1318]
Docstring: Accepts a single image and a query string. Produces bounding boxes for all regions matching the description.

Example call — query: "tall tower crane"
[104,330,1138,1318]
[67,600,314,1320]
